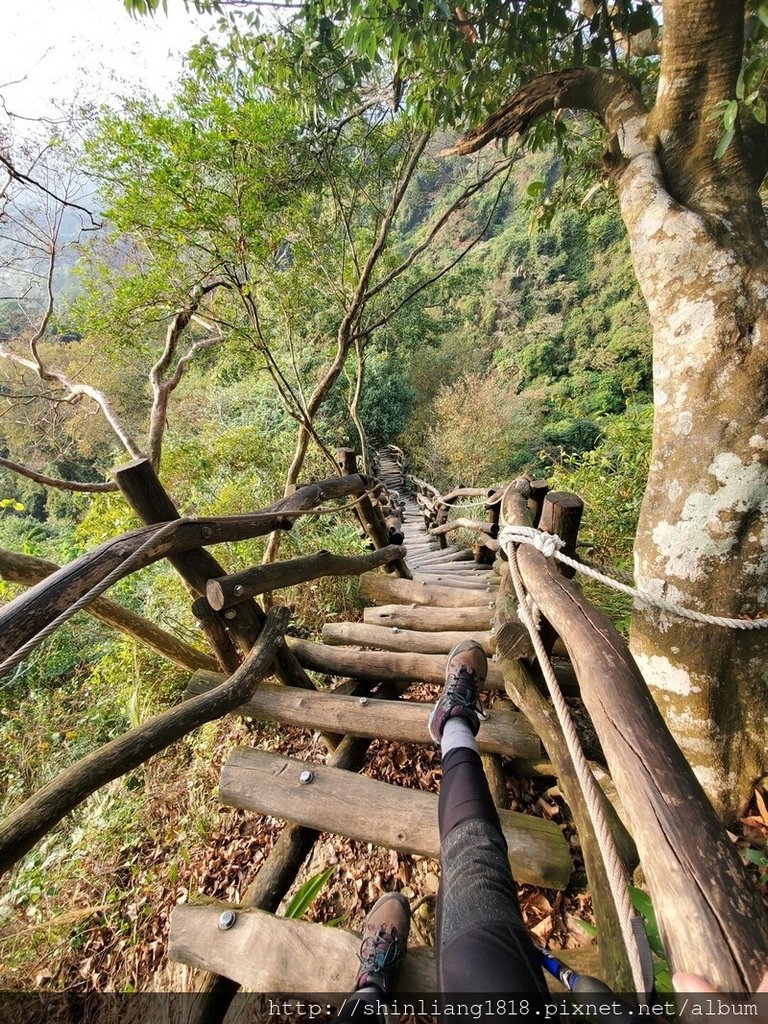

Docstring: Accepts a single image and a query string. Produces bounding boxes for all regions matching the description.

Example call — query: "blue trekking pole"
[536,946,644,1021]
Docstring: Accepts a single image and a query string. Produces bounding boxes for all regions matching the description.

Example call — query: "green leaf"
[759,4,768,28]
[629,885,666,961]
[283,867,334,920]
[737,70,746,101]
[526,180,546,198]
[714,127,735,160]
[754,98,767,124]
[724,99,739,133]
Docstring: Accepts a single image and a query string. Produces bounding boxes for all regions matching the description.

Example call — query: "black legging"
[337,745,547,1019]
[437,746,548,999]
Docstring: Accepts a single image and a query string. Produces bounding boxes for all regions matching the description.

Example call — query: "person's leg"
[430,641,548,997]
[336,892,410,1022]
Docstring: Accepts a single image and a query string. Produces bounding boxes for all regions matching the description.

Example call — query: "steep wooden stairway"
[167,453,578,999]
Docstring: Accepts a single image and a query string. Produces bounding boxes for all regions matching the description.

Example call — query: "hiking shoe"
[428,639,488,743]
[354,891,411,995]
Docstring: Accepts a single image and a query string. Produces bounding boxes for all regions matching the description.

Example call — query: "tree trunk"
[617,137,768,818]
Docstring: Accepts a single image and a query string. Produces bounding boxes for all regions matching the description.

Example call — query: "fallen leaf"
[531,915,553,939]
[755,788,768,828]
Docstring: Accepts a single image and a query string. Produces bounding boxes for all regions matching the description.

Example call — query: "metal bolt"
[233,584,244,596]
[392,627,400,634]
[299,770,314,785]
[218,910,237,930]
[224,609,237,620]
[359,696,369,706]
[201,525,213,539]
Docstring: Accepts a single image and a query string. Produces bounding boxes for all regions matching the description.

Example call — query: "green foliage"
[284,867,335,919]
[629,885,672,994]
[547,404,652,631]
[359,353,417,444]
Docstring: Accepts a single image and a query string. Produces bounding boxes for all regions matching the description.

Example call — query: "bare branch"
[147,280,230,468]
[0,457,118,492]
[0,344,145,460]
[0,153,101,228]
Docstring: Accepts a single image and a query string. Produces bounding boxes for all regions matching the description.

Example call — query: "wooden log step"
[359,572,496,608]
[286,637,505,690]
[322,621,497,656]
[411,574,495,591]
[169,903,600,993]
[185,673,540,759]
[364,604,494,632]
[220,748,571,889]
[413,558,495,570]
[412,548,475,565]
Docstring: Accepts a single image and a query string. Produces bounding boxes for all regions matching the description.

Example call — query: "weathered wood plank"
[169,903,600,994]
[363,604,494,632]
[286,637,505,690]
[321,621,496,656]
[358,573,495,608]
[220,748,571,889]
[185,673,540,759]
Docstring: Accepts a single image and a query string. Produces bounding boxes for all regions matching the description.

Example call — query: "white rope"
[499,525,768,630]
[503,537,653,995]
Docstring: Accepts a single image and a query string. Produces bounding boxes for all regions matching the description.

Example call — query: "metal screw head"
[233,584,244,596]
[299,770,314,785]
[359,696,369,706]
[392,627,400,634]
[218,910,237,930]
[224,609,237,620]
[201,525,213,539]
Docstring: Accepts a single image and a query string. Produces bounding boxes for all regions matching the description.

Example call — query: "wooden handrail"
[501,479,768,990]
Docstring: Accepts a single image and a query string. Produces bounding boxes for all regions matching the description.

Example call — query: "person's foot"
[428,638,488,743]
[354,891,411,995]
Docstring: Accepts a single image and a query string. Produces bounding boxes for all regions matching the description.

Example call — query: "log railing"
[0,453,413,878]
[498,479,768,990]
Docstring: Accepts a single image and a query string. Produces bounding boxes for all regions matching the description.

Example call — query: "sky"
[2,0,215,125]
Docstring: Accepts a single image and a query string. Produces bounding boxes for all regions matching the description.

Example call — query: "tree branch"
[147,280,230,468]
[0,457,117,493]
[440,67,646,158]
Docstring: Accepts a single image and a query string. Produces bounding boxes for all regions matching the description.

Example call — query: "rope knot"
[499,525,566,559]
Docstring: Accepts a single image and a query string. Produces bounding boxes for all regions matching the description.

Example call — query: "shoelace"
[445,668,488,721]
[358,927,403,972]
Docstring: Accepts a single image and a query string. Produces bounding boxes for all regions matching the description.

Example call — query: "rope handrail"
[499,525,768,630]
[502,536,654,995]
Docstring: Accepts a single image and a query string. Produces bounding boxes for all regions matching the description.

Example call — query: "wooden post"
[528,478,550,527]
[538,491,583,580]
[191,597,241,674]
[335,447,358,476]
[113,458,261,656]
[354,476,411,579]
[112,458,318,694]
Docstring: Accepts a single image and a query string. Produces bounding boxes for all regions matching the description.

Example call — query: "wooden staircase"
[167,451,577,999]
